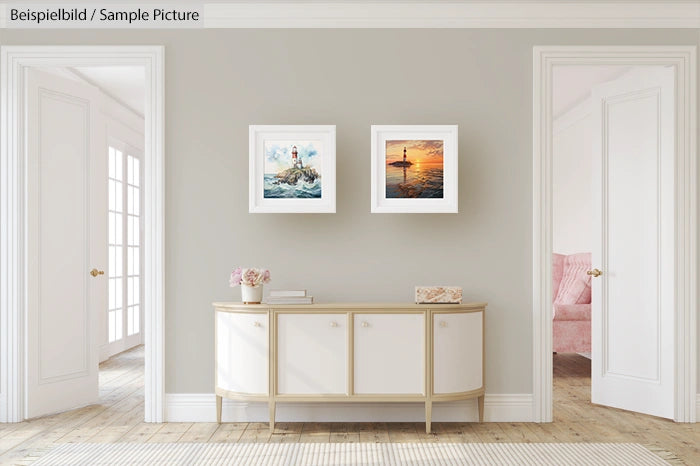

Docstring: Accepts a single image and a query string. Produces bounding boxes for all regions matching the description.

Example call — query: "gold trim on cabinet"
[430,309,485,424]
[348,311,354,396]
[431,387,485,401]
[425,309,432,432]
[215,387,269,402]
[214,303,487,432]
[270,310,276,430]
[215,310,220,423]
[214,302,486,311]
[480,308,485,422]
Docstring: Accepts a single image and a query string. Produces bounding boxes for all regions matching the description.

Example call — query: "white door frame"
[532,46,697,422]
[0,46,165,423]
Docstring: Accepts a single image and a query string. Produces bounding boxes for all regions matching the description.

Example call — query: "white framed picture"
[371,125,458,213]
[249,125,336,213]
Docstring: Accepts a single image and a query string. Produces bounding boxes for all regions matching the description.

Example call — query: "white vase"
[241,285,263,304]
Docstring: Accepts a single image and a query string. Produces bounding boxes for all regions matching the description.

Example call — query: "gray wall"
[1,29,698,395]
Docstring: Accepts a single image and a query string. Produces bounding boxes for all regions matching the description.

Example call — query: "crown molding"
[202,2,700,29]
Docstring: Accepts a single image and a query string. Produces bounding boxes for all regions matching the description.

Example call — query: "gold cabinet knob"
[253,321,261,327]
[329,321,338,328]
[361,321,369,328]
[90,268,105,277]
[587,268,603,277]
[439,321,448,328]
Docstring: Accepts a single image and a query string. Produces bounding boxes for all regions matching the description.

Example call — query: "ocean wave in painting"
[385,164,443,199]
[263,174,322,199]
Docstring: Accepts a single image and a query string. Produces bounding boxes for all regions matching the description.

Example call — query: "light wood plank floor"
[0,348,698,464]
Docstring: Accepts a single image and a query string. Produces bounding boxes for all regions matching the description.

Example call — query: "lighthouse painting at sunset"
[263,141,322,198]
[385,140,444,198]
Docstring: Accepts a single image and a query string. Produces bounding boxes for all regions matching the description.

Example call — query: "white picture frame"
[371,125,458,213]
[249,125,336,213]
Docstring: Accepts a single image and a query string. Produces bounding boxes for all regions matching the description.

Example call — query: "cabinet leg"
[269,400,276,432]
[216,395,222,424]
[477,395,484,423]
[425,400,432,434]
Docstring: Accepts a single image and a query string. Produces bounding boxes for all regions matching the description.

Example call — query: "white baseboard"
[165,393,533,423]
[696,394,700,422]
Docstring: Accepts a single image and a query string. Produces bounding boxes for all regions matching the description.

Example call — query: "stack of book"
[264,290,314,305]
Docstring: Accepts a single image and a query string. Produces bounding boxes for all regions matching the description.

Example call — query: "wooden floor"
[0,348,698,464]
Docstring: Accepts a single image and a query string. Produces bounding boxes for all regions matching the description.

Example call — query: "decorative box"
[415,286,463,304]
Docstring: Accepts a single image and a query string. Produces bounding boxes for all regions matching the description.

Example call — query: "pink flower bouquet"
[229,267,271,288]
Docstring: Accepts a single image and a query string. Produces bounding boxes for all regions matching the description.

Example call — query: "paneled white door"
[26,69,104,418]
[590,66,675,419]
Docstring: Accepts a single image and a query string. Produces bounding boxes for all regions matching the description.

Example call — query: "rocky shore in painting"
[274,167,320,185]
[388,160,412,167]
[264,167,322,198]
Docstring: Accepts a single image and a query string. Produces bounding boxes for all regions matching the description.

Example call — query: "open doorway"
[23,65,145,419]
[0,46,164,424]
[552,63,677,419]
[551,65,632,418]
[533,46,697,423]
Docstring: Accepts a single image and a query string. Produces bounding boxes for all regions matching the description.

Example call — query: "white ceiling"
[72,66,145,117]
[552,65,632,118]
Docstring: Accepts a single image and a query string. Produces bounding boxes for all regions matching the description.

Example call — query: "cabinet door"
[216,311,268,394]
[277,313,347,394]
[354,313,424,394]
[433,311,482,394]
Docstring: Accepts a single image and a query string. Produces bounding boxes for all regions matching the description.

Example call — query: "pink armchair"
[552,253,592,353]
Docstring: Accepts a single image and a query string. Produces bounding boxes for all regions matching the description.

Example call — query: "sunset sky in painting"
[385,140,444,164]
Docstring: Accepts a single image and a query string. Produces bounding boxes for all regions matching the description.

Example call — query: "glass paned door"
[126,154,141,336]
[108,147,123,344]
[108,142,143,355]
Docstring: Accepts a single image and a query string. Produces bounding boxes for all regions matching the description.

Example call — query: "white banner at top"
[3,3,203,28]
[1,2,699,29]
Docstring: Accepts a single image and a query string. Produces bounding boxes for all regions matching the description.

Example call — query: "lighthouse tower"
[291,146,298,166]
[291,145,303,169]
[403,147,407,164]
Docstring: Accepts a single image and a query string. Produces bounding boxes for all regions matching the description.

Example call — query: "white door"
[26,69,104,418]
[277,314,346,394]
[105,140,144,358]
[590,66,675,419]
[354,313,424,394]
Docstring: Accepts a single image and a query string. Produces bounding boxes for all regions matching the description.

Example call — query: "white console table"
[213,302,486,433]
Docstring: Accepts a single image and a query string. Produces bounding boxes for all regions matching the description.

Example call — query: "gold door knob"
[90,268,104,277]
[587,268,603,277]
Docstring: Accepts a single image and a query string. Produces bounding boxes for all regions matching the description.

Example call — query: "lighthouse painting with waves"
[263,141,323,198]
